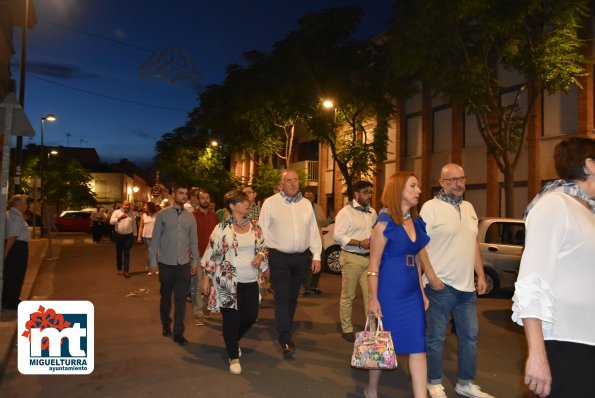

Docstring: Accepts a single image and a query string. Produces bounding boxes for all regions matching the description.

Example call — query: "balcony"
[290,160,319,186]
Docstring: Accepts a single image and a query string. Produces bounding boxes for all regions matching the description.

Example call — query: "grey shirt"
[149,206,199,269]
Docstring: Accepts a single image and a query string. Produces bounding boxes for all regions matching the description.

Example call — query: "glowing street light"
[211,140,219,147]
[36,113,56,238]
[322,99,334,109]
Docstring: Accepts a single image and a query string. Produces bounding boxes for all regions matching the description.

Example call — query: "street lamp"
[322,99,334,109]
[211,140,219,147]
[39,113,56,237]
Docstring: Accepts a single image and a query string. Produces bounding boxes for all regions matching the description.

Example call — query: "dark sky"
[12,0,393,167]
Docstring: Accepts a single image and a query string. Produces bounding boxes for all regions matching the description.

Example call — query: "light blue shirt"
[149,206,199,268]
[6,207,30,242]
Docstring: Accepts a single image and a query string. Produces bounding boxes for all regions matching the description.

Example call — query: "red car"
[54,211,93,232]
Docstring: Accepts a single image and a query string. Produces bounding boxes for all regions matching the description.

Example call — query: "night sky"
[11,0,393,167]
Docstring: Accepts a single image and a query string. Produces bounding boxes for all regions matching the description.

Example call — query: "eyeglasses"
[442,176,466,184]
[244,190,254,194]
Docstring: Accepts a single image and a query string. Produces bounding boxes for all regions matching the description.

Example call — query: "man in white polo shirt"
[259,169,322,357]
[110,200,137,278]
[420,163,493,398]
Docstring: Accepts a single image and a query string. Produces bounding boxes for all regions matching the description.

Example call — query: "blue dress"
[376,212,430,354]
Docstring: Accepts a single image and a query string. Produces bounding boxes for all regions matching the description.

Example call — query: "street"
[0,233,532,397]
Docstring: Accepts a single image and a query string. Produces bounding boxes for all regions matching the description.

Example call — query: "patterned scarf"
[280,190,303,204]
[228,215,250,227]
[524,179,595,220]
[351,200,371,213]
[436,189,463,213]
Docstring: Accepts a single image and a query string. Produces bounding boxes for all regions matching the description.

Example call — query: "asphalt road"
[0,233,532,398]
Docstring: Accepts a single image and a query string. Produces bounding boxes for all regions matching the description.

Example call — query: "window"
[484,222,525,246]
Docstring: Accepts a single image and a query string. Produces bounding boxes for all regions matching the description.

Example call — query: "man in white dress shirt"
[259,169,322,357]
[334,180,377,342]
[109,200,137,278]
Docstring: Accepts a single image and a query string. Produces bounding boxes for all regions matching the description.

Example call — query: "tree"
[390,0,588,216]
[19,150,96,215]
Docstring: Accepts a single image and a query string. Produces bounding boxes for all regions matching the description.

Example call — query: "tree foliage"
[390,0,588,216]
[19,149,96,214]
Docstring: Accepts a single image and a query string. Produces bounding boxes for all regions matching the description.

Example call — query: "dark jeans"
[114,232,134,272]
[269,249,310,345]
[302,269,321,291]
[158,262,191,337]
[2,241,28,309]
[220,282,260,359]
[546,340,595,397]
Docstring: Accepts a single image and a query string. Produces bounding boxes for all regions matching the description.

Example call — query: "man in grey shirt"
[149,184,199,346]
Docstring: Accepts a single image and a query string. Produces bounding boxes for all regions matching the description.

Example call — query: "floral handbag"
[350,316,397,370]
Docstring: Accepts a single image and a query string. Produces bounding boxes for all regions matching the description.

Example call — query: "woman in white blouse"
[512,137,595,397]
[137,202,157,275]
[201,190,268,375]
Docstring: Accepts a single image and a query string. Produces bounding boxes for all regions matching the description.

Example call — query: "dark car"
[54,211,93,232]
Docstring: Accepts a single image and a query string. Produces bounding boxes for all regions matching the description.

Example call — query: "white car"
[321,223,341,274]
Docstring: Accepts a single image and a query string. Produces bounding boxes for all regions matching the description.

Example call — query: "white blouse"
[512,192,595,346]
[141,214,156,238]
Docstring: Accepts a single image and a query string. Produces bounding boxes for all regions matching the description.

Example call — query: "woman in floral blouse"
[201,189,268,375]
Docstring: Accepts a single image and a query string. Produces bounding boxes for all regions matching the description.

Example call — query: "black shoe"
[280,342,294,357]
[342,332,356,342]
[303,290,312,296]
[174,335,189,346]
[162,326,172,337]
[312,288,322,296]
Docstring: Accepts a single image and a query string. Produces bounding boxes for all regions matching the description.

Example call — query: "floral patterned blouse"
[201,219,268,312]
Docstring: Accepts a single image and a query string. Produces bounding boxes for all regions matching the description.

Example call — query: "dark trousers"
[158,262,191,337]
[220,282,260,359]
[546,340,595,397]
[2,241,29,309]
[114,233,134,272]
[269,249,310,345]
[302,269,321,291]
[92,221,104,242]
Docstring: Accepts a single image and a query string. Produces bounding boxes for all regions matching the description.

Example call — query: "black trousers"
[158,262,191,337]
[2,240,29,309]
[92,221,105,242]
[114,232,134,272]
[220,281,260,359]
[269,249,310,345]
[545,340,595,397]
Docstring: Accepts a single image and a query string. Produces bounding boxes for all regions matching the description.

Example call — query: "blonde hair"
[381,171,418,225]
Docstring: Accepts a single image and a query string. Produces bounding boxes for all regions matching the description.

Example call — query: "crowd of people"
[3,136,592,397]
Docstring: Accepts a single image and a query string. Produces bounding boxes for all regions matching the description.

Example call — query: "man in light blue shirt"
[149,184,199,346]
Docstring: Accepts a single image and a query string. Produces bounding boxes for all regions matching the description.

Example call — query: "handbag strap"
[364,314,385,333]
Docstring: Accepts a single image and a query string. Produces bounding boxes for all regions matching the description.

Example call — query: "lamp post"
[39,114,56,237]
[322,99,336,216]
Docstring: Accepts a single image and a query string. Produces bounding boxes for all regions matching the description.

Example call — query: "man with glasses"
[334,180,377,342]
[243,185,260,221]
[420,163,493,398]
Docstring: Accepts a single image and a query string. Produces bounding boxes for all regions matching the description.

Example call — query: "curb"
[0,239,49,378]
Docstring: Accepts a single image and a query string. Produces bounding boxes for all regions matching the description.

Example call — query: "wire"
[39,19,153,53]
[24,71,190,113]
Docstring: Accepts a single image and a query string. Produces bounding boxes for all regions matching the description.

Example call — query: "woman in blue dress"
[364,172,443,398]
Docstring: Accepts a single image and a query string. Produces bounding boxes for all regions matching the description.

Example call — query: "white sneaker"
[229,360,241,375]
[454,383,494,398]
[428,383,447,398]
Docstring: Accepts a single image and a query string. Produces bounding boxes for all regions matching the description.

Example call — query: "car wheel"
[323,245,342,274]
[475,268,499,297]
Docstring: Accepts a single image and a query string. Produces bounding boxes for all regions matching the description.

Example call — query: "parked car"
[477,217,525,296]
[54,211,93,232]
[321,223,341,274]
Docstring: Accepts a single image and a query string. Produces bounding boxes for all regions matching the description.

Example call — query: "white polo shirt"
[419,198,479,292]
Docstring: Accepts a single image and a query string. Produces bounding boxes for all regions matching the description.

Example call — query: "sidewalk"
[0,238,48,377]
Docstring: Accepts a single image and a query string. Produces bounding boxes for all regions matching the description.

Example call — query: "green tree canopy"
[389,0,588,216]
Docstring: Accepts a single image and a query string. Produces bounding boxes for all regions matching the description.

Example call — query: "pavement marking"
[62,239,74,245]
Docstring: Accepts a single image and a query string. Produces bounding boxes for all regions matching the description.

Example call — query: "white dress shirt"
[333,200,377,254]
[110,209,137,236]
[258,193,322,261]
